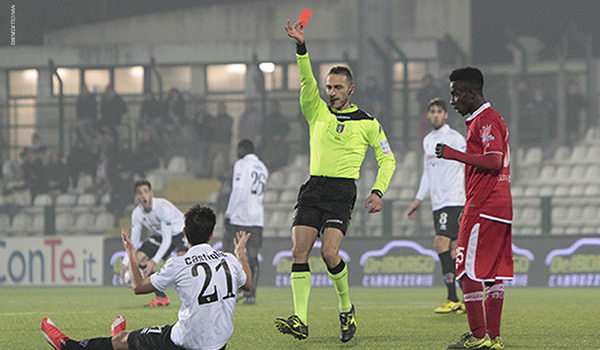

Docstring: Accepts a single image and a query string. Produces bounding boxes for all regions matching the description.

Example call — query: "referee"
[275,19,396,343]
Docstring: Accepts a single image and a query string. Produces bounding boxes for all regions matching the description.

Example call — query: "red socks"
[462,276,486,339]
[485,281,504,339]
[462,276,505,339]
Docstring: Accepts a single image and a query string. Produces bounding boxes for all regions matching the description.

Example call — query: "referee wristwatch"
[371,189,383,198]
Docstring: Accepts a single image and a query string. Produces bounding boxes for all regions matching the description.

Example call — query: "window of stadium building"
[260,62,284,91]
[207,64,246,92]
[393,61,428,86]
[84,69,110,94]
[52,68,80,95]
[287,63,300,90]
[8,98,36,158]
[114,66,144,94]
[9,69,38,97]
[151,66,191,93]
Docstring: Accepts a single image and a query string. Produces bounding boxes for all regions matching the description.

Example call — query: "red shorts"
[456,214,513,282]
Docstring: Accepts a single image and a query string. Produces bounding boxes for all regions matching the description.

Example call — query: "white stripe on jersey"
[225,154,269,227]
[150,243,247,350]
[415,124,466,211]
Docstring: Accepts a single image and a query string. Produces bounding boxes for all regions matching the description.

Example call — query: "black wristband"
[296,42,307,55]
[371,189,383,198]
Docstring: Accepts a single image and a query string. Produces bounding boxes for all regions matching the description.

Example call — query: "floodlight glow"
[130,66,144,77]
[227,64,246,73]
[259,62,275,73]
[24,69,38,80]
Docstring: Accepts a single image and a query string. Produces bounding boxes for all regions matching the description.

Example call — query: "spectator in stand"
[239,100,262,147]
[100,83,128,134]
[67,136,97,189]
[261,100,291,171]
[360,76,387,131]
[99,131,118,163]
[566,80,588,146]
[261,132,290,173]
[30,133,47,164]
[209,102,233,178]
[167,88,186,126]
[418,74,445,109]
[263,100,290,140]
[108,159,134,225]
[417,74,445,141]
[191,99,214,177]
[522,84,554,146]
[116,140,134,172]
[46,151,69,194]
[2,157,24,196]
[86,151,110,197]
[139,91,162,127]
[194,99,213,140]
[134,129,161,178]
[76,84,98,136]
[76,84,98,120]
[22,147,48,204]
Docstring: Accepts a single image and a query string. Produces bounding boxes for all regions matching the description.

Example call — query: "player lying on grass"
[42,205,252,350]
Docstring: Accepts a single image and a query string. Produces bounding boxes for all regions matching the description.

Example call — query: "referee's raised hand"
[284,19,305,44]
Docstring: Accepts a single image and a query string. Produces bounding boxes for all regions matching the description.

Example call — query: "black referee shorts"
[292,176,356,235]
[432,206,463,240]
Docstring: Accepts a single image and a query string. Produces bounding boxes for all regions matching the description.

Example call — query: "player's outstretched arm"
[436,143,502,170]
[122,228,156,295]
[234,230,253,292]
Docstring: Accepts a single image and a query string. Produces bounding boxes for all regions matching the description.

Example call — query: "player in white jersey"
[120,179,188,307]
[41,205,252,350]
[406,98,467,314]
[224,139,268,304]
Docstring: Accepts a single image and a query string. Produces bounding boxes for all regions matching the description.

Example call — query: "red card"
[297,8,313,27]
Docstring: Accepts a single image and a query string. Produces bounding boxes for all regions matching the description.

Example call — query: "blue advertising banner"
[102,236,600,288]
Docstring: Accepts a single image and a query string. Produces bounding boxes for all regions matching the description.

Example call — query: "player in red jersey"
[435,67,512,350]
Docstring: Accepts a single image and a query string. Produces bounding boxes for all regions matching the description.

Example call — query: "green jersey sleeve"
[296,53,328,125]
[367,119,396,194]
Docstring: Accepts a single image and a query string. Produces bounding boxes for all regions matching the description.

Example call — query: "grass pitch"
[3,287,598,349]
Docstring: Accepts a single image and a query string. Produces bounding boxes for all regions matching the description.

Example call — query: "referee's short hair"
[184,205,216,245]
[133,179,151,193]
[427,97,447,112]
[328,66,353,84]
